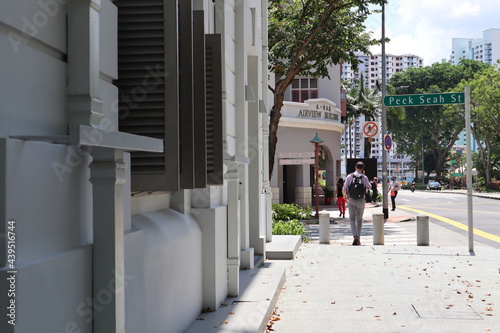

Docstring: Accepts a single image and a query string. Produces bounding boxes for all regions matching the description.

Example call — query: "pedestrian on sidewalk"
[388,177,401,211]
[342,162,371,245]
[371,177,379,203]
[336,178,346,218]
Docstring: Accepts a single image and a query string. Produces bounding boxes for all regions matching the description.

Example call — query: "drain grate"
[232,301,258,305]
[410,304,483,320]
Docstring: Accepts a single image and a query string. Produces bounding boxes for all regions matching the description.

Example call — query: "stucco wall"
[131,209,203,333]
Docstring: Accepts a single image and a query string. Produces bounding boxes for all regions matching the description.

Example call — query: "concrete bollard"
[417,214,429,246]
[372,214,385,245]
[319,213,330,244]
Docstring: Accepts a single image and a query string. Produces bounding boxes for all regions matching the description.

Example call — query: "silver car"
[427,181,441,191]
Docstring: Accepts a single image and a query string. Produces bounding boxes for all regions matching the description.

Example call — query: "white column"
[263,126,273,242]
[417,214,430,246]
[67,0,103,132]
[225,168,240,296]
[262,0,272,243]
[235,1,253,268]
[319,213,331,244]
[89,147,126,333]
[248,55,265,255]
[372,214,385,245]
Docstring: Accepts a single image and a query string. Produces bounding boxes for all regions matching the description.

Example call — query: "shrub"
[272,203,312,221]
[323,187,334,198]
[272,219,308,242]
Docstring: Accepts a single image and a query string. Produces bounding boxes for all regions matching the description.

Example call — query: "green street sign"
[384,92,465,107]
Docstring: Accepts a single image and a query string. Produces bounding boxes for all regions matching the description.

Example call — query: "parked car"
[427,181,441,191]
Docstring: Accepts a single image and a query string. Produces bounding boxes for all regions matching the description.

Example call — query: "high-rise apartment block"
[342,53,424,89]
[341,53,424,179]
[451,28,500,65]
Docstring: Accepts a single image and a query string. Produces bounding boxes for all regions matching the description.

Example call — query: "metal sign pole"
[381,2,388,219]
[465,87,474,252]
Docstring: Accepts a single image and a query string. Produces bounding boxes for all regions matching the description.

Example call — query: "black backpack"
[348,173,366,199]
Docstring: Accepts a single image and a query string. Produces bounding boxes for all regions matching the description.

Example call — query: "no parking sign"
[384,134,392,150]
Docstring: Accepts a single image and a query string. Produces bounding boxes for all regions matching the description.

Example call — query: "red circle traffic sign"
[363,122,379,137]
[384,134,392,150]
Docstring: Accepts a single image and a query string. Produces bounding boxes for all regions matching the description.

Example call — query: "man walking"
[342,162,372,245]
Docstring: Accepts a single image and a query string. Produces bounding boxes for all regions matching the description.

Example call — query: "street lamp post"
[310,132,324,219]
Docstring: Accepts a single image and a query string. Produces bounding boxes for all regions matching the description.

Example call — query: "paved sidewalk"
[267,205,500,332]
[268,243,499,333]
[187,198,500,333]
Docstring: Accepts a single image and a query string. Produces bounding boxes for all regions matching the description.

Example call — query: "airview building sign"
[283,99,341,123]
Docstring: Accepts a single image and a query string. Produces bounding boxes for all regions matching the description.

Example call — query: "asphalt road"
[396,190,500,249]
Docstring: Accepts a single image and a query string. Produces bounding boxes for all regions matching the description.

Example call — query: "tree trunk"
[269,89,285,180]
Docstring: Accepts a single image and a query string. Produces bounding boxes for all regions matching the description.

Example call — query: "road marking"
[399,206,500,244]
[403,201,491,207]
[419,207,500,215]
[334,224,417,246]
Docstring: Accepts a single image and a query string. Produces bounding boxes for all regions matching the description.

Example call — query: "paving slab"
[185,262,286,333]
[266,235,302,260]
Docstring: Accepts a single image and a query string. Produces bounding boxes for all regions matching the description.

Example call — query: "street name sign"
[383,92,465,107]
[278,152,315,158]
[279,159,314,165]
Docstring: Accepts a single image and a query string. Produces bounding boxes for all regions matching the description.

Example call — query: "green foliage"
[268,0,385,79]
[272,219,308,241]
[458,66,500,183]
[272,203,312,221]
[323,187,334,198]
[268,0,386,179]
[387,60,491,177]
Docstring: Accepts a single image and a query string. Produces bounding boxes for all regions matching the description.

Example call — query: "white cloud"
[448,1,481,18]
[366,0,500,65]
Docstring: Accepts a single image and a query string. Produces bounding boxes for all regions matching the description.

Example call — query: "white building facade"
[270,66,345,206]
[451,28,500,65]
[0,1,271,332]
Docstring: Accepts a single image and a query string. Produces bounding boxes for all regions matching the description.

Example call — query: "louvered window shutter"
[205,34,223,185]
[116,0,179,192]
[193,11,207,188]
[116,1,223,190]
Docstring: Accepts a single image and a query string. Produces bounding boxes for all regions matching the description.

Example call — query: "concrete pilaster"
[295,186,312,208]
[225,168,240,296]
[192,206,228,311]
[89,147,125,333]
[67,0,103,132]
[271,187,280,204]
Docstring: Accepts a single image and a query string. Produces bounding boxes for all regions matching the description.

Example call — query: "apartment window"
[291,78,318,102]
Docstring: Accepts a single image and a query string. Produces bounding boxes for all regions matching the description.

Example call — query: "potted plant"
[323,187,334,205]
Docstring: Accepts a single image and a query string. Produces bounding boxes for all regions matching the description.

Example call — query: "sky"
[365,0,500,66]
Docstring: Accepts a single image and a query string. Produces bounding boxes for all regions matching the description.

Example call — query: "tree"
[268,0,385,178]
[458,65,500,183]
[343,73,381,158]
[387,60,490,177]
